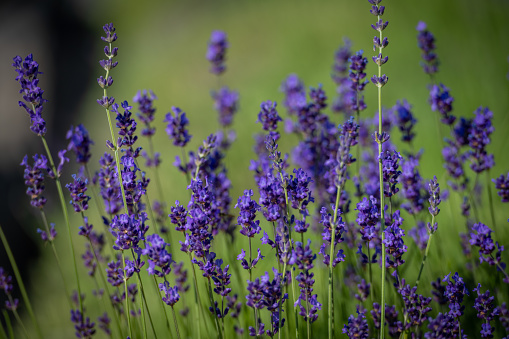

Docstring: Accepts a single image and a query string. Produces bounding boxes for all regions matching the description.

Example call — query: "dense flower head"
[110,212,149,251]
[159,281,180,306]
[319,206,346,267]
[443,272,469,318]
[257,100,282,132]
[95,152,123,214]
[212,86,239,127]
[235,189,261,237]
[493,172,509,202]
[20,154,48,208]
[142,234,174,277]
[380,150,402,197]
[429,84,455,125]
[394,274,432,330]
[331,39,354,113]
[66,174,91,213]
[468,106,495,173]
[280,74,307,115]
[416,21,439,75]
[70,309,96,338]
[343,305,369,339]
[442,141,467,182]
[469,222,507,278]
[383,210,407,268]
[400,155,425,215]
[112,101,138,149]
[370,303,403,337]
[12,54,47,136]
[355,195,380,242]
[101,23,117,43]
[348,50,368,112]
[169,200,187,232]
[392,100,417,143]
[133,89,157,137]
[425,312,459,339]
[211,259,232,298]
[287,168,314,212]
[66,124,94,165]
[206,30,228,75]
[473,283,497,322]
[428,176,441,218]
[163,106,192,147]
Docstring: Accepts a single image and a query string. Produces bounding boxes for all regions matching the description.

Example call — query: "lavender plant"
[3,2,509,339]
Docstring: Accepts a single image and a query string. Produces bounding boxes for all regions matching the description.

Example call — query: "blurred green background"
[1,0,509,337]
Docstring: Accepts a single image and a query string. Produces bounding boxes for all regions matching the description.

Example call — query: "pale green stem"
[374,8,387,336]
[39,210,72,307]
[40,135,83,316]
[415,223,434,289]
[8,295,30,339]
[121,251,133,337]
[152,276,171,331]
[171,306,182,339]
[328,185,342,339]
[486,169,497,234]
[3,310,14,339]
[0,225,42,339]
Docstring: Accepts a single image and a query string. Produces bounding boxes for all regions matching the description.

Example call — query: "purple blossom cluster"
[416,21,439,75]
[206,30,228,75]
[66,124,94,166]
[20,154,48,209]
[12,54,47,136]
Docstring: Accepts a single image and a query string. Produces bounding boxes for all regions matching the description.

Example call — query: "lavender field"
[1,0,509,338]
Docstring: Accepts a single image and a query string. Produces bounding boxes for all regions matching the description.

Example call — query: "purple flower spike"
[416,21,439,75]
[70,309,96,338]
[133,89,158,137]
[343,306,369,339]
[66,124,94,165]
[428,176,441,219]
[12,54,48,136]
[21,154,48,209]
[163,107,192,147]
[235,189,261,238]
[493,172,509,202]
[380,150,402,197]
[212,87,239,127]
[142,234,174,277]
[37,223,57,243]
[206,30,228,75]
[429,84,455,125]
[383,210,407,268]
[392,100,417,143]
[280,74,307,115]
[160,281,180,306]
[66,174,91,213]
[257,100,282,132]
[470,223,508,280]
[468,106,495,174]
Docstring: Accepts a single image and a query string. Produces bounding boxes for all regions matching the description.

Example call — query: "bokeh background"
[1,0,509,337]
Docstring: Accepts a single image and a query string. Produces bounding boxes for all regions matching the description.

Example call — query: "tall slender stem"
[39,210,72,307]
[486,169,497,233]
[0,225,42,339]
[40,135,83,316]
[328,185,342,339]
[171,306,182,339]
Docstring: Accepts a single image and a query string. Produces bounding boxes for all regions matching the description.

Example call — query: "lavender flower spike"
[164,107,192,147]
[492,172,509,202]
[12,54,47,136]
[207,30,228,75]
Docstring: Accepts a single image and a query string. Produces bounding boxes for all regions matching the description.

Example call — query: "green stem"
[486,169,497,234]
[8,295,30,339]
[188,252,203,339]
[153,276,171,331]
[415,220,434,288]
[0,225,42,339]
[40,135,83,316]
[121,251,133,338]
[171,306,182,339]
[328,185,342,339]
[3,311,14,339]
[39,210,72,308]
[374,6,386,336]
